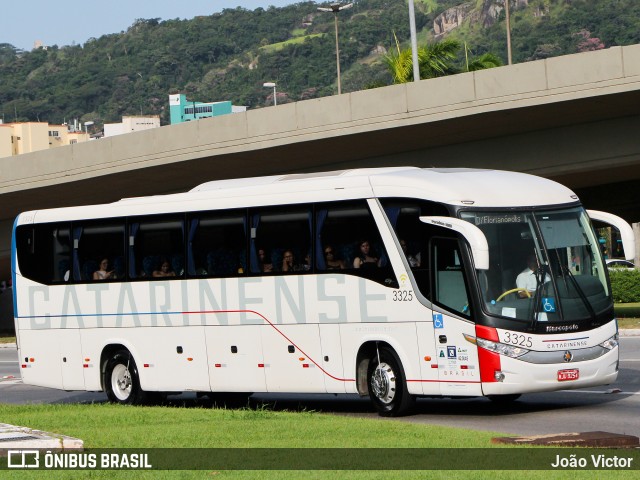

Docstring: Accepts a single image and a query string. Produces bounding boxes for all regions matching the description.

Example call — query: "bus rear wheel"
[367,347,415,417]
[104,350,146,405]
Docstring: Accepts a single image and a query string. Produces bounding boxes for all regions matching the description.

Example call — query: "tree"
[463,43,503,71]
[384,33,460,84]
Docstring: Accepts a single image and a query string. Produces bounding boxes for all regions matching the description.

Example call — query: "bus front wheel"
[104,350,146,405]
[367,347,415,417]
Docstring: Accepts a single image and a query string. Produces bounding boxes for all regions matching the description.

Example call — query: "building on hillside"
[48,124,90,147]
[0,124,12,158]
[169,93,247,125]
[103,116,161,137]
[0,122,90,159]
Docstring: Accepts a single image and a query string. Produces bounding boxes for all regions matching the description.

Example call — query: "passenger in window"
[153,258,176,278]
[282,250,305,272]
[400,239,421,268]
[324,245,346,270]
[93,258,115,280]
[258,248,273,273]
[353,240,380,269]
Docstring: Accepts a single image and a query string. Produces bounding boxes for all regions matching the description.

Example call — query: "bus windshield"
[460,207,610,325]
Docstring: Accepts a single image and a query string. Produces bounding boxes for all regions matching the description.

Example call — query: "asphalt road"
[1,337,639,437]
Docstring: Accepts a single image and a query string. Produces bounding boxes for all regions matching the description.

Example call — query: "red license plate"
[557,369,579,382]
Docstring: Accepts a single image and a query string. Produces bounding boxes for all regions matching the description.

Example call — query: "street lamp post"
[505,0,513,65]
[407,0,420,82]
[263,82,277,106]
[317,2,353,95]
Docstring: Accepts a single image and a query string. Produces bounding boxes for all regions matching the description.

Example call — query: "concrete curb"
[621,329,640,336]
[0,423,83,451]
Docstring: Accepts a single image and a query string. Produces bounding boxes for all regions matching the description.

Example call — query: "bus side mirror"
[587,210,635,262]
[419,216,489,270]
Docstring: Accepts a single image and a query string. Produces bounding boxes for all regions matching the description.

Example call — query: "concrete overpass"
[1,44,640,280]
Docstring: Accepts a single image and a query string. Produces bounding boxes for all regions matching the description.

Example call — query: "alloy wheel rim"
[111,364,132,401]
[371,362,396,404]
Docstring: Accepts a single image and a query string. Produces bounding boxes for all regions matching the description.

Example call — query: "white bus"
[11,167,634,416]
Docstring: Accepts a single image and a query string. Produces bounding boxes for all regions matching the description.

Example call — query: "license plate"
[557,369,579,382]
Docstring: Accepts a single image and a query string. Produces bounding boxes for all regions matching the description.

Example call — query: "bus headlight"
[475,337,529,359]
[599,334,619,351]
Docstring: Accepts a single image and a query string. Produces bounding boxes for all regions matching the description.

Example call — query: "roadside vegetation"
[610,269,640,303]
[2,1,640,125]
[0,331,15,343]
[616,316,640,329]
[0,403,636,479]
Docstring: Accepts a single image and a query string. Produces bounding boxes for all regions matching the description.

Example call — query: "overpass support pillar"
[634,223,640,268]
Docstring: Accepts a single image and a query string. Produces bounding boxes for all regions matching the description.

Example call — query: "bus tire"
[104,350,146,405]
[367,347,415,417]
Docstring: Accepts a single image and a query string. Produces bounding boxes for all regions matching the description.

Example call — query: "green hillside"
[0,0,638,129]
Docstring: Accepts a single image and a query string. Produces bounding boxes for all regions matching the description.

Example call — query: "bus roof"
[21,167,579,224]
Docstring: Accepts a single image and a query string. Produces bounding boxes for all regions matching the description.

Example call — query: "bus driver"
[516,254,550,297]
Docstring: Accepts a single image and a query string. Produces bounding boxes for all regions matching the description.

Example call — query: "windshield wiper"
[554,250,596,321]
[529,252,545,331]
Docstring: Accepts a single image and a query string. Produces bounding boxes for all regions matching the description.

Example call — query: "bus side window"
[187,211,247,278]
[317,200,397,288]
[431,237,471,317]
[380,199,450,297]
[249,206,312,274]
[15,223,72,285]
[73,221,125,282]
[130,216,184,279]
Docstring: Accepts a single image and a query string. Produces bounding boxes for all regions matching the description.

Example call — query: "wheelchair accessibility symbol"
[433,313,444,329]
[542,297,556,313]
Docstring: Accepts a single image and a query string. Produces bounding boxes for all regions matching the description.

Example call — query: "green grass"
[615,303,640,320]
[0,404,637,479]
[260,33,325,53]
[617,317,640,329]
[0,403,499,479]
[0,403,501,449]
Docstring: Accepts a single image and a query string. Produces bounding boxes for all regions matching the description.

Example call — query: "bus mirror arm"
[419,216,489,270]
[587,210,636,262]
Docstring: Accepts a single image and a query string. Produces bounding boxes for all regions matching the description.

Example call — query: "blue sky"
[2,1,299,51]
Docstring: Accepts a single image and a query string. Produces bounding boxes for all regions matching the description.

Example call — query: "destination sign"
[471,214,524,225]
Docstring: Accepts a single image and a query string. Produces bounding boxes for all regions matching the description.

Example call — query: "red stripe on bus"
[181,309,356,382]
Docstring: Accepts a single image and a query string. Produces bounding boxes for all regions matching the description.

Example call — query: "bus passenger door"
[430,237,482,396]
[206,325,266,393]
